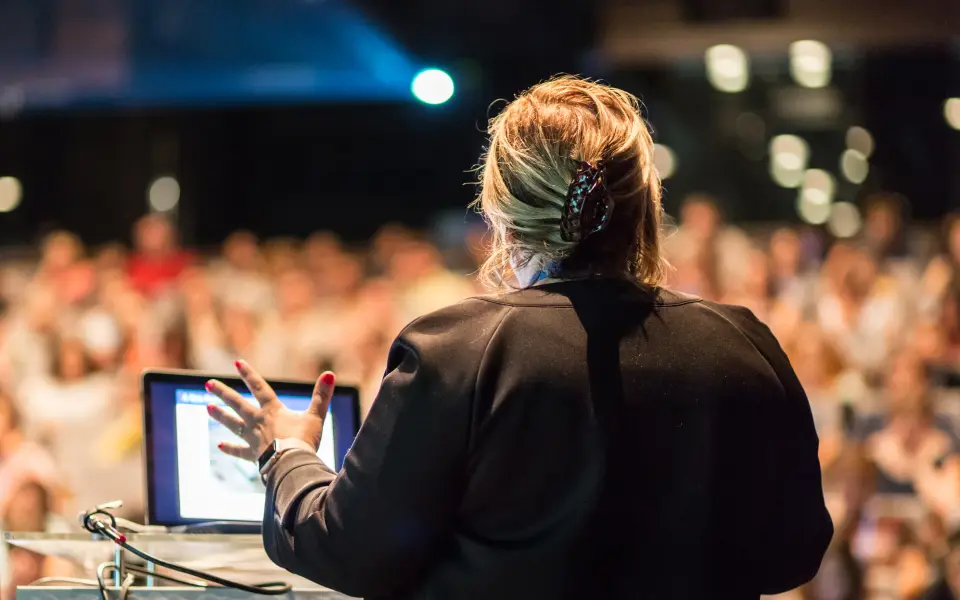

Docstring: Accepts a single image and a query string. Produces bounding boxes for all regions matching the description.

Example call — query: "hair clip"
[560,160,615,243]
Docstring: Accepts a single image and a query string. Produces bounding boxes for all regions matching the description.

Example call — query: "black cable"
[116,540,290,594]
[81,505,291,596]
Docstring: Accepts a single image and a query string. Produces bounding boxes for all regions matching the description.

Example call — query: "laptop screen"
[143,371,360,526]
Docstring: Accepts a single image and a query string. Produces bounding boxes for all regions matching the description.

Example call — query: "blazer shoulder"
[395,297,514,357]
[699,299,771,335]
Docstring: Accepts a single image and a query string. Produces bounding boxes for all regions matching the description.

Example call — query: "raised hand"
[205,360,336,461]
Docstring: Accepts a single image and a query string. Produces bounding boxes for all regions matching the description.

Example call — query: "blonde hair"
[473,75,666,289]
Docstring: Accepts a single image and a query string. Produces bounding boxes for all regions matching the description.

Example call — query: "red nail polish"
[321,372,335,386]
[205,381,215,392]
[206,405,215,415]
[235,360,244,371]
[217,442,224,449]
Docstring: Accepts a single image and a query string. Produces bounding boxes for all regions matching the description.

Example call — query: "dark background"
[0,0,956,247]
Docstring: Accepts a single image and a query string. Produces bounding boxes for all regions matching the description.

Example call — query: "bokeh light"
[845,126,874,158]
[653,144,677,179]
[148,176,181,212]
[770,162,804,188]
[801,169,836,204]
[945,98,960,130]
[705,45,749,93]
[827,202,863,238]
[768,135,809,188]
[840,149,869,184]
[796,169,835,225]
[411,69,455,105]
[797,194,831,225]
[0,176,23,213]
[789,40,832,89]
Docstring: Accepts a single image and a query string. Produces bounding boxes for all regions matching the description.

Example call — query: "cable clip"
[80,500,128,544]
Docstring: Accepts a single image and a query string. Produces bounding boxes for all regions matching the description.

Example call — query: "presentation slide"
[175,389,335,521]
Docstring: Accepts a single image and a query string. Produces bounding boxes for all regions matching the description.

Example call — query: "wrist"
[279,438,317,453]
[257,438,318,477]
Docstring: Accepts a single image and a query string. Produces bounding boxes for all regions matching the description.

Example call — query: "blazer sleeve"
[724,305,834,594]
[260,300,506,597]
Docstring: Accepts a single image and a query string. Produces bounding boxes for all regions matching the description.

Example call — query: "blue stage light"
[412,69,454,105]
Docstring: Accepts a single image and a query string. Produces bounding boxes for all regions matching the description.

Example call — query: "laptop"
[141,369,361,530]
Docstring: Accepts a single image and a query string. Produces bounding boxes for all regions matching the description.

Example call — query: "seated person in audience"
[937,281,960,366]
[18,334,115,436]
[787,323,847,473]
[126,214,194,298]
[768,226,817,312]
[16,334,118,514]
[31,231,94,306]
[721,248,772,322]
[208,230,273,314]
[898,523,937,600]
[387,239,476,323]
[817,245,906,379]
[860,193,911,264]
[921,529,960,600]
[0,479,58,600]
[921,213,960,315]
[664,193,752,300]
[855,351,960,518]
[0,390,59,513]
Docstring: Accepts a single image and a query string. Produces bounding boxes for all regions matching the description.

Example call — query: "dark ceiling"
[0,0,955,248]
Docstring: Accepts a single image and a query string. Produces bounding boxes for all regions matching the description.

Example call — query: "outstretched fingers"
[205,380,257,422]
[234,360,278,407]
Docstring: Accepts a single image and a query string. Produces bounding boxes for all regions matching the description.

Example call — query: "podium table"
[4,533,352,599]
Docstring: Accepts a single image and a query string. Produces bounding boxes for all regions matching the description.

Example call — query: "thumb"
[309,371,336,417]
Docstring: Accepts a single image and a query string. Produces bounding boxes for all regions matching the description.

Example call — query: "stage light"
[770,162,804,188]
[827,202,862,238]
[796,169,835,225]
[845,126,874,158]
[945,98,960,130]
[0,176,22,212]
[705,45,749,93]
[789,40,832,89]
[148,176,180,212]
[770,135,809,168]
[801,169,836,203]
[797,193,831,225]
[653,144,676,179]
[768,135,809,188]
[840,149,869,184]
[412,69,454,105]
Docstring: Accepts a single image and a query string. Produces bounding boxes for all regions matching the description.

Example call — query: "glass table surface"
[2,532,317,587]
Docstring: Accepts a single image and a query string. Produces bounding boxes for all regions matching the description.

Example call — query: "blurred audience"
[5,192,960,598]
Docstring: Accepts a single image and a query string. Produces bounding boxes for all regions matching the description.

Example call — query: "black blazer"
[261,278,833,599]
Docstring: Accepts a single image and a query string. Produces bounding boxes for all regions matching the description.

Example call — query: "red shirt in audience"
[126,251,194,297]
